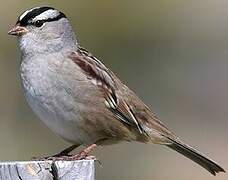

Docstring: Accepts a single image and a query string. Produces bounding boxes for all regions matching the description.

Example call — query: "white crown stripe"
[33,9,60,21]
[19,7,40,21]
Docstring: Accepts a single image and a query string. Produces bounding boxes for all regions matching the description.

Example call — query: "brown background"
[0,0,227,179]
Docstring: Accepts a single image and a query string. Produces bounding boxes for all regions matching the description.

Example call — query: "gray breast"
[20,53,103,144]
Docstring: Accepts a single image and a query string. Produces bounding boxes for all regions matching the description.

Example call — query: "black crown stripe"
[17,7,66,26]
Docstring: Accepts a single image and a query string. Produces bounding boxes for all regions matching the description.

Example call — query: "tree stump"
[0,160,95,180]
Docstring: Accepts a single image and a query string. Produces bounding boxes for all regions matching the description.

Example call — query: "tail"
[166,137,225,175]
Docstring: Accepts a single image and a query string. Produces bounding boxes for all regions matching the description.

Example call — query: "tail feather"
[166,138,225,175]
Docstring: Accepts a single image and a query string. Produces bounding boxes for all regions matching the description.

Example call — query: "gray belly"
[23,76,130,145]
[21,57,105,145]
[20,55,133,146]
[24,86,84,144]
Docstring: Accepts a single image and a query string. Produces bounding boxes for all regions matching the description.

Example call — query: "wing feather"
[68,47,145,134]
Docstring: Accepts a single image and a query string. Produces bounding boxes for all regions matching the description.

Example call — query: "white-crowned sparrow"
[8,6,225,175]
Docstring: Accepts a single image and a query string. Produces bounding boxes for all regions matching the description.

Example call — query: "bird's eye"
[34,20,44,27]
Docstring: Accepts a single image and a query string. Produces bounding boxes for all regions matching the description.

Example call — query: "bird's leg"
[53,144,79,157]
[32,144,80,161]
[70,144,97,160]
[48,144,97,161]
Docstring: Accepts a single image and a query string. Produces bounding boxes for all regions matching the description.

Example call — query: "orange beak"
[8,25,28,36]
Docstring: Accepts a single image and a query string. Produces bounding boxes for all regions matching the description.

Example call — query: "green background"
[1,0,227,179]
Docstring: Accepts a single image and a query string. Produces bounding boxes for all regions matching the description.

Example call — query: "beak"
[8,25,28,36]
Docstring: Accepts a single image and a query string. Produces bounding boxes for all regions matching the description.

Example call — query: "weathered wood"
[0,160,95,180]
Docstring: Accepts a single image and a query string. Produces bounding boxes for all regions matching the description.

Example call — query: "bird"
[8,6,225,176]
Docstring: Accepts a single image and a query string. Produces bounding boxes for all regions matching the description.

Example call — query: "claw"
[32,144,97,161]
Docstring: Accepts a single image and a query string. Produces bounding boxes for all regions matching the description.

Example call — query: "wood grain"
[0,160,95,180]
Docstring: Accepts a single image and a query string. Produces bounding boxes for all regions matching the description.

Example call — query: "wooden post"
[0,160,95,180]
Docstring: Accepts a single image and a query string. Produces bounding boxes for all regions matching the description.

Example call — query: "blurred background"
[0,0,228,179]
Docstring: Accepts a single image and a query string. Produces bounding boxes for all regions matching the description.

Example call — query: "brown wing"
[68,47,174,139]
[119,85,176,138]
[68,48,146,133]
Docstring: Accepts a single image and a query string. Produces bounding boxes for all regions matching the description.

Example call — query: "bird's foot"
[62,144,97,161]
[32,144,97,161]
